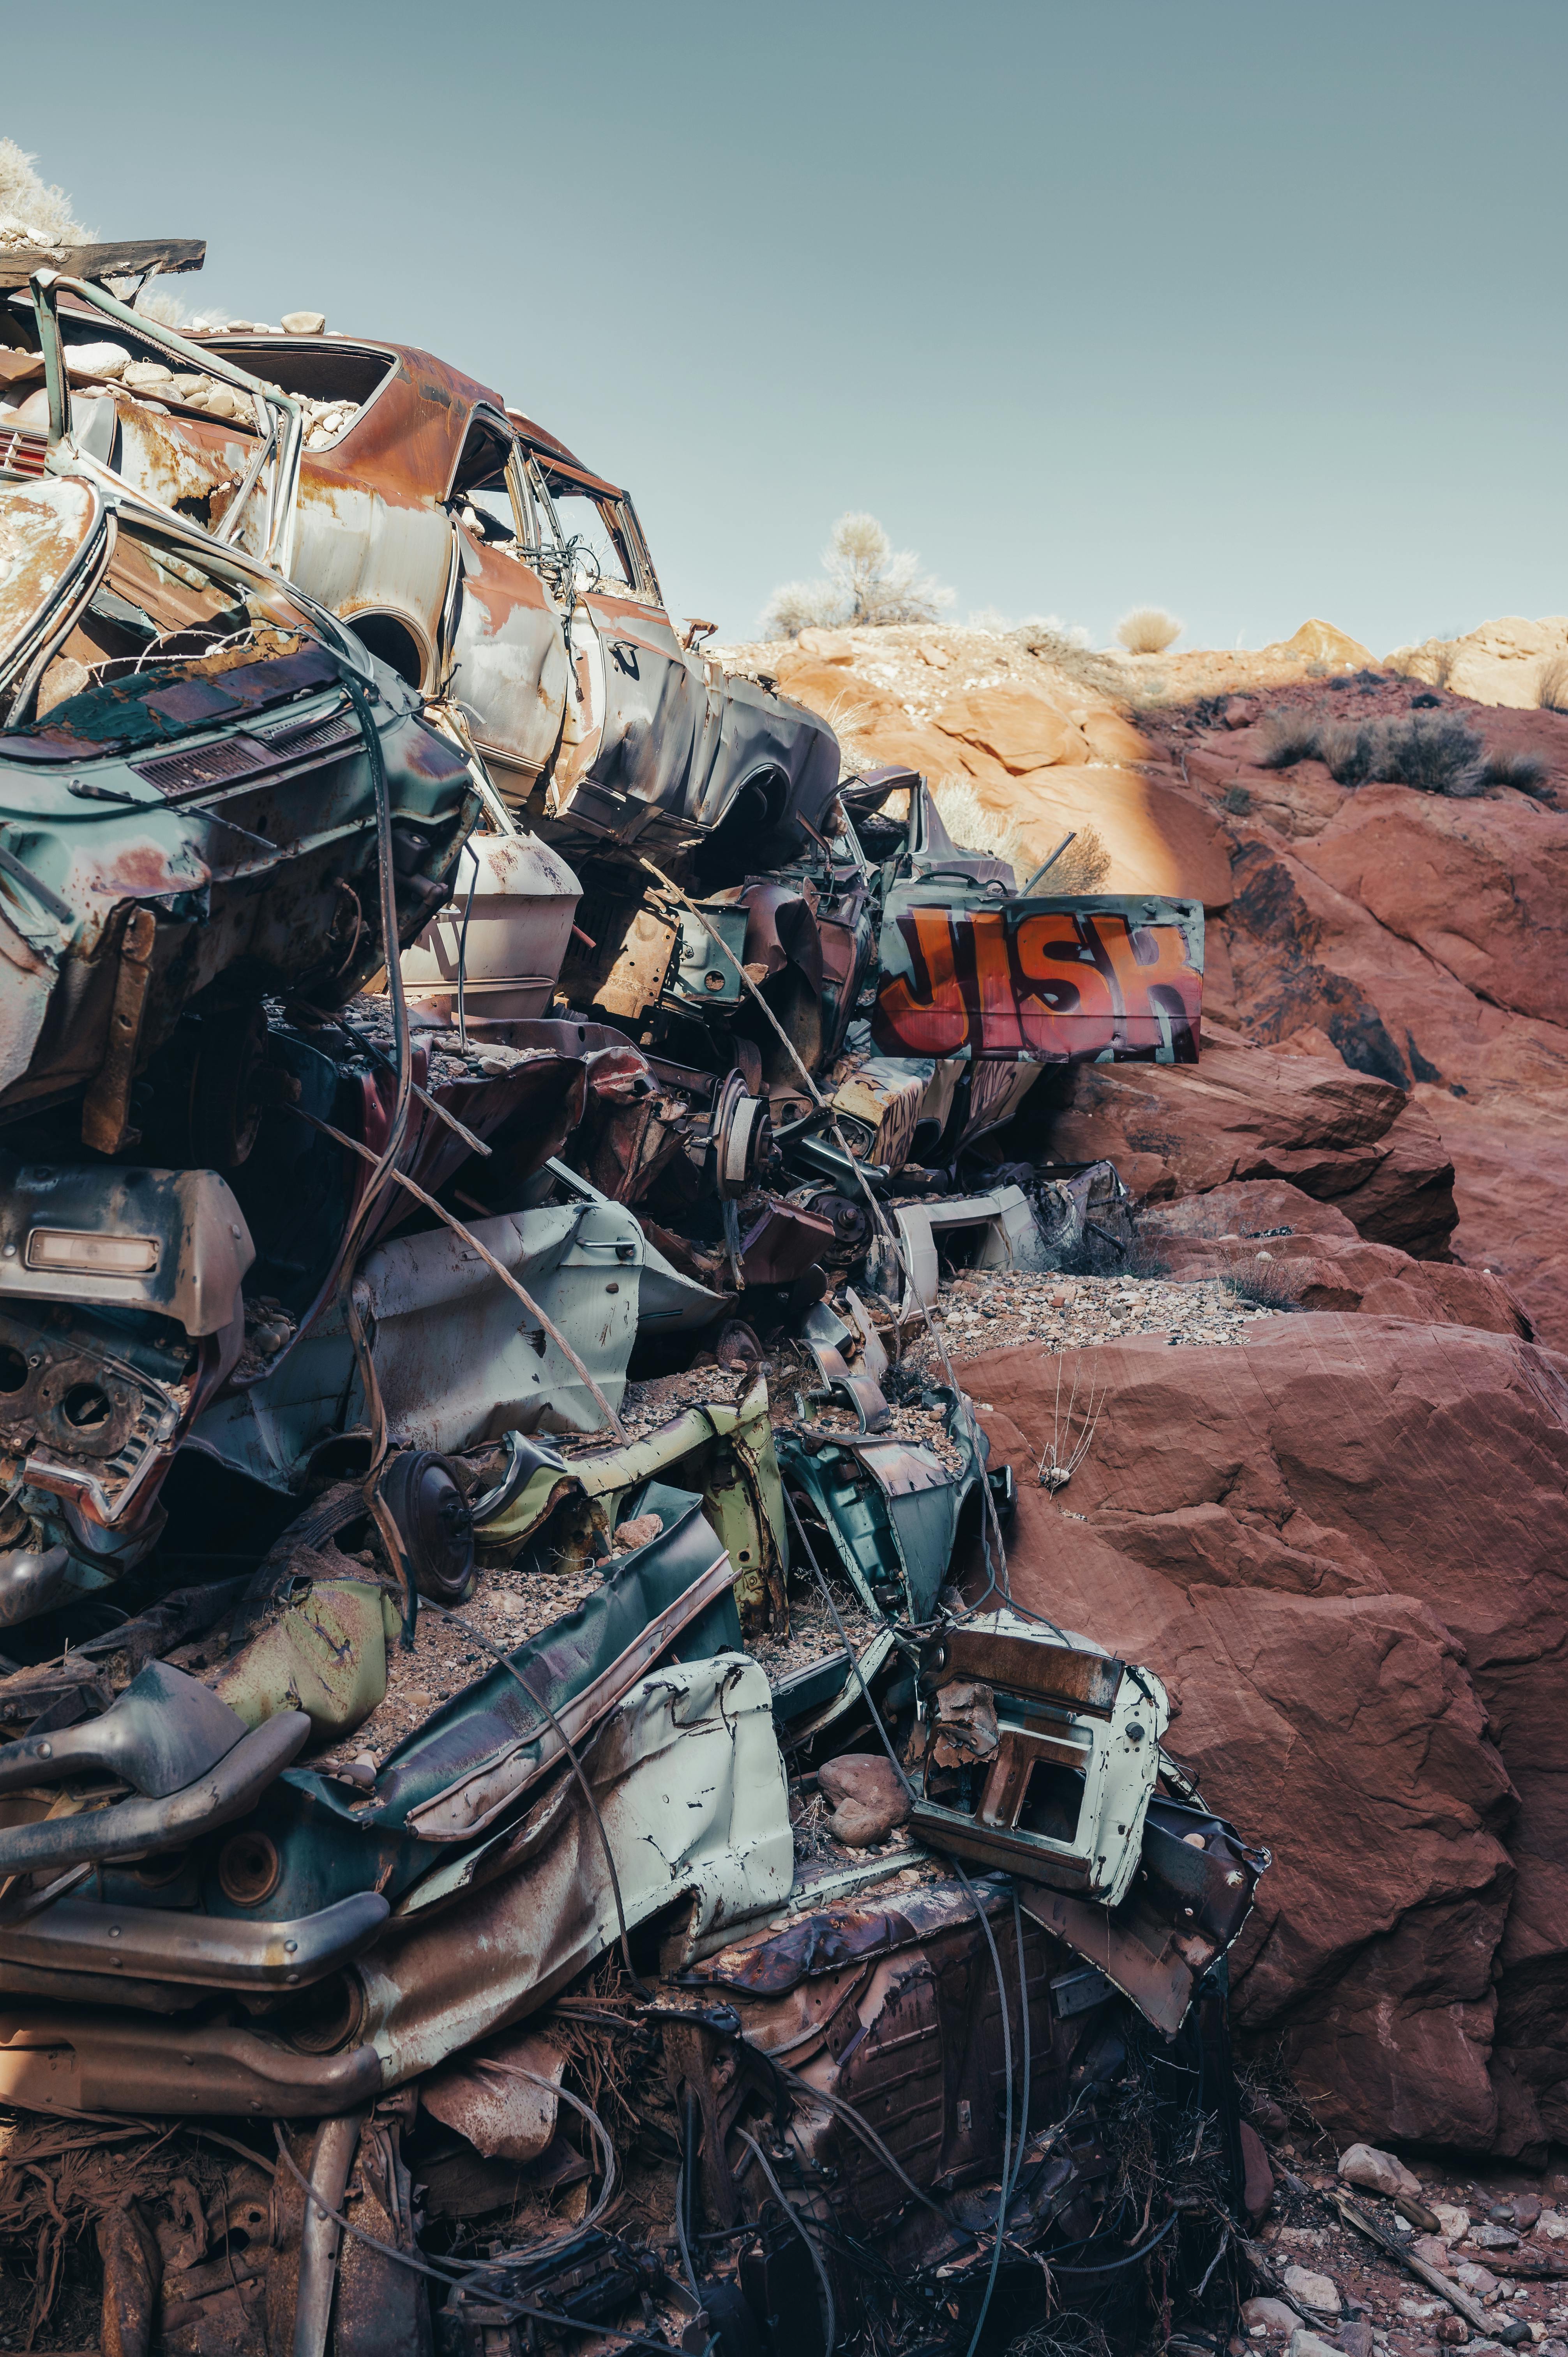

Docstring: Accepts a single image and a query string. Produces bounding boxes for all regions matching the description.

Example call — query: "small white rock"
[282,309,326,335]
[1282,2265,1340,2316]
[64,340,129,382]
[1339,2143,1426,2202]
[123,360,173,392]
[1287,2330,1343,2357]
[1434,2204,1472,2242]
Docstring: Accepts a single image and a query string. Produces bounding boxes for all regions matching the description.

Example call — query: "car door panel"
[448,527,570,797]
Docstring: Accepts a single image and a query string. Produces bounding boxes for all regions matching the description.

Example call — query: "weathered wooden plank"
[0,237,206,290]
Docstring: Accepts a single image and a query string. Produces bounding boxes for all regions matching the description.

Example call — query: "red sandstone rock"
[1051,1029,1459,1257]
[958,1315,1568,2156]
[1137,1183,1528,1335]
[1131,682,1568,1347]
[1413,1087,1568,1359]
[932,684,1091,771]
[1297,785,1568,1031]
[817,1752,911,1848]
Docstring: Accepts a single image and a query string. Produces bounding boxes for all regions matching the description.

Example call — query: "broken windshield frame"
[0,484,378,733]
[28,267,306,574]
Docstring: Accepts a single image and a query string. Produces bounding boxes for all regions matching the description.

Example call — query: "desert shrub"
[1253,710,1326,769]
[1481,746,1550,798]
[1017,613,1091,653]
[1015,617,1130,698]
[133,288,192,328]
[1220,783,1252,814]
[1253,705,1494,797]
[764,580,841,638]
[763,513,952,638]
[1377,712,1487,796]
[1538,655,1568,712]
[1115,606,1183,655]
[0,140,89,251]
[1223,1259,1301,1312]
[929,779,1024,866]
[1315,720,1382,786]
[1024,828,1111,893]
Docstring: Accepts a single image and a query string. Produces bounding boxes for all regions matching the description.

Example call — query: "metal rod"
[1019,832,1077,896]
[291,2108,368,2357]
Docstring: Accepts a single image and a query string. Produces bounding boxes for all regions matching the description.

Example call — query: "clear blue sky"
[7,0,1562,651]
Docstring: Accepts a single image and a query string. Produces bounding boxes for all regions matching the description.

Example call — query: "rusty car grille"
[256,707,360,761]
[130,698,360,797]
[0,426,47,479]
[132,735,275,793]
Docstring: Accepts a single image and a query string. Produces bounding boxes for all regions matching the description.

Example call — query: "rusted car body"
[12,278,840,876]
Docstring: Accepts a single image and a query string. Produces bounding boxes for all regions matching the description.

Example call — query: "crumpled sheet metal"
[776,1391,982,1622]
[194,1188,650,1482]
[0,1652,791,2114]
[181,1493,741,1942]
[907,1608,1170,1911]
[1021,1795,1271,2037]
[682,1872,1065,2237]
[362,1650,794,2087]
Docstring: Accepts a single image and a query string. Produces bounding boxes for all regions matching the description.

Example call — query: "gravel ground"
[747,1572,879,1686]
[304,1264,1274,1777]
[310,1557,601,1774]
[913,1265,1278,1360]
[1244,2127,1568,2357]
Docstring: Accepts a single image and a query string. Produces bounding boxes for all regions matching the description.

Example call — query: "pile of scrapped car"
[0,239,1262,2357]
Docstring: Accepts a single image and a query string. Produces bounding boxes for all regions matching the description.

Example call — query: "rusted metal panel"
[873,894,1205,1062]
[446,525,570,792]
[922,1621,1127,1718]
[687,1875,1065,2230]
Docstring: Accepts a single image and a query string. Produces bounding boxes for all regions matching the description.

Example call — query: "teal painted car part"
[775,1389,984,1624]
[195,1493,739,1930]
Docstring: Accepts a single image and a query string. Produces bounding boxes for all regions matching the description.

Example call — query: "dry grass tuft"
[1015,617,1133,699]
[1251,703,1535,798]
[1115,605,1183,656]
[1482,746,1550,797]
[1538,654,1568,713]
[928,778,1111,891]
[0,138,90,252]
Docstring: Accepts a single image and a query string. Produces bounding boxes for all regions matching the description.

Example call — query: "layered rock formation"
[962,1316,1568,2159]
[1146,674,1568,1348]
